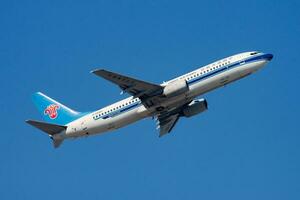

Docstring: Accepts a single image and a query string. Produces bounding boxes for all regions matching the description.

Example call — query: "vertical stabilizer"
[32,92,85,125]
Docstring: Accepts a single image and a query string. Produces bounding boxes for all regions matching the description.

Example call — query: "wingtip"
[32,91,42,97]
[32,92,49,101]
[25,119,40,126]
[34,91,41,95]
[25,119,35,124]
[90,69,97,74]
[90,69,104,74]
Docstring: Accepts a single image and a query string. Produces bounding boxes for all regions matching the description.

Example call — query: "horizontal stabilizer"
[26,119,67,135]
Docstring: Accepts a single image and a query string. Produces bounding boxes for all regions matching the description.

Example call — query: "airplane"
[26,51,273,148]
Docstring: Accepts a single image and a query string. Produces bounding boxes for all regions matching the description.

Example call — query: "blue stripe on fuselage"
[94,101,141,120]
[187,53,269,86]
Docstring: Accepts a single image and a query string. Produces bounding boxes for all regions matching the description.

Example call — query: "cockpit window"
[250,52,258,55]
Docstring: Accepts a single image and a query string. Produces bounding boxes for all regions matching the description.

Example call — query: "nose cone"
[264,53,273,61]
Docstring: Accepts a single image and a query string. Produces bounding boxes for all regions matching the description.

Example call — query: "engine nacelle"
[163,79,189,97]
[182,99,208,118]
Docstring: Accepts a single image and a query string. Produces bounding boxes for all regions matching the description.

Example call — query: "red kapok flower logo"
[44,104,60,119]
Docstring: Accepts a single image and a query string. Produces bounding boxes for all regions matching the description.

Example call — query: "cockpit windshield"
[250,52,259,55]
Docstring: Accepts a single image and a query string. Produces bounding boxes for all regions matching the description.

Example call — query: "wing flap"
[156,114,180,137]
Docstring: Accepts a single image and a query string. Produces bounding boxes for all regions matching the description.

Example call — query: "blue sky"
[1,0,300,199]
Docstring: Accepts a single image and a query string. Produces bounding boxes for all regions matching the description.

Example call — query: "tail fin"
[32,92,84,125]
[26,119,66,148]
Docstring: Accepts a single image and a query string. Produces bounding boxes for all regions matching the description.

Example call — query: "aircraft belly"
[88,122,108,135]
[239,60,267,76]
[188,67,241,98]
[191,60,266,97]
[91,108,146,134]
[111,108,145,129]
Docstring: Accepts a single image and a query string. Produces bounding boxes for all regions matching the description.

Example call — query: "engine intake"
[163,79,189,97]
[182,99,208,118]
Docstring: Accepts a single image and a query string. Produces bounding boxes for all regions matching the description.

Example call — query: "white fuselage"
[56,51,272,140]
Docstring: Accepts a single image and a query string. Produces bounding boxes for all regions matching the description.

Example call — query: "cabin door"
[81,120,88,133]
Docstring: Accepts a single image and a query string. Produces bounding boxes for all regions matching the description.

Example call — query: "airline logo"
[44,104,60,119]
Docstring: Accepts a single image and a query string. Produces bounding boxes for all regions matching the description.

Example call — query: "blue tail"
[32,92,86,125]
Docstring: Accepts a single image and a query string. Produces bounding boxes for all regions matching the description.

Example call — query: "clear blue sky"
[1,0,300,199]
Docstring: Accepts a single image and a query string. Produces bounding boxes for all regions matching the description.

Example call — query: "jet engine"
[182,99,208,117]
[163,79,189,97]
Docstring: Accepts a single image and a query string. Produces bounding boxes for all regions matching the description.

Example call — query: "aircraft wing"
[154,99,194,137]
[155,113,180,137]
[91,69,163,99]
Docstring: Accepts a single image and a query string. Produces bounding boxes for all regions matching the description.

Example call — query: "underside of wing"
[154,99,195,137]
[91,69,163,99]
[155,113,180,137]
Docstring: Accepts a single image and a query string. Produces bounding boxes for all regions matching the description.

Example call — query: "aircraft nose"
[264,53,273,61]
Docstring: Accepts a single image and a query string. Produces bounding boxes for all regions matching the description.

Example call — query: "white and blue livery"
[26,51,273,148]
